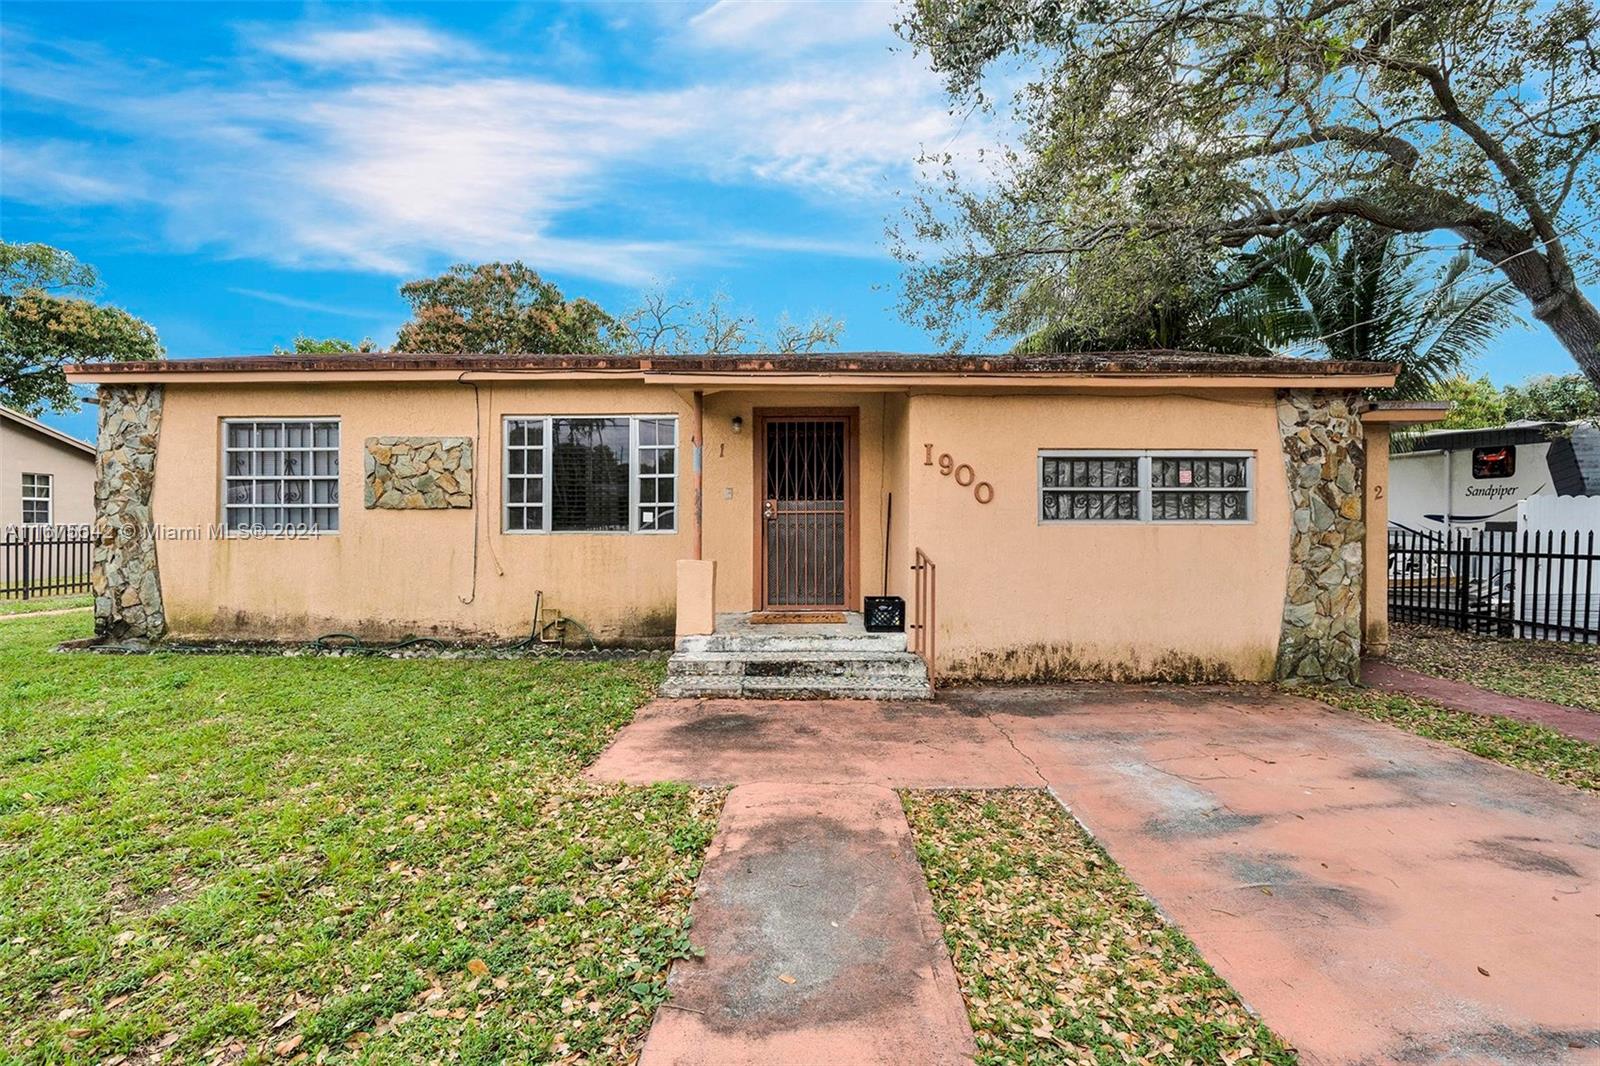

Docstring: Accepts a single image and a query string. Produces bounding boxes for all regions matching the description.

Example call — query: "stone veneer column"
[1275,389,1364,683]
[92,384,167,641]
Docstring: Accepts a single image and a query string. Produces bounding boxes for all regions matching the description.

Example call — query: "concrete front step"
[659,675,932,700]
[665,612,931,699]
[668,649,928,678]
[677,632,909,655]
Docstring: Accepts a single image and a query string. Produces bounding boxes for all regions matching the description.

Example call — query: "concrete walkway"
[638,783,976,1066]
[1363,659,1600,744]
[593,689,1600,1064]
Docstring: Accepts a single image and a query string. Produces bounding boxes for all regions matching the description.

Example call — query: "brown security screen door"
[757,411,857,610]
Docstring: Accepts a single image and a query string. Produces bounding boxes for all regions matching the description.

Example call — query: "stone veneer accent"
[1276,389,1364,683]
[92,384,167,641]
[364,436,474,509]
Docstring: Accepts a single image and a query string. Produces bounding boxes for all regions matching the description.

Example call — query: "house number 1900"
[924,444,994,504]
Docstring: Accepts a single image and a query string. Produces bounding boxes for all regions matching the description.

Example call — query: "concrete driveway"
[591,686,1600,1064]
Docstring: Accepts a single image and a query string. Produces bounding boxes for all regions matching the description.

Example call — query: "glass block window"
[1040,451,1253,523]
[21,473,52,525]
[502,415,678,534]
[1151,456,1250,522]
[1040,456,1139,521]
[222,420,340,532]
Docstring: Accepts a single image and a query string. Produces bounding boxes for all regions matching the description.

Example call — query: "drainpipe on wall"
[692,389,704,561]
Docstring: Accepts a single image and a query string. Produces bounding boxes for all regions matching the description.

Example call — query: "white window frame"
[502,414,679,535]
[1038,450,1255,525]
[21,473,52,526]
[219,418,342,535]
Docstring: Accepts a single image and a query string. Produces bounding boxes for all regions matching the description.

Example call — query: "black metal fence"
[2,525,95,600]
[1389,527,1600,643]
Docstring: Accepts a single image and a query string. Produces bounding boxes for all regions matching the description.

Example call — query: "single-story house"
[65,352,1440,684]
[2,404,96,528]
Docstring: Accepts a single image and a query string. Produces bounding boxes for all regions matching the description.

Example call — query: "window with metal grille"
[222,420,340,532]
[503,415,677,534]
[21,473,52,525]
[1039,451,1253,523]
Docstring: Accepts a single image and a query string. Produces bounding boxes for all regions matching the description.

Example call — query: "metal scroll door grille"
[764,418,847,608]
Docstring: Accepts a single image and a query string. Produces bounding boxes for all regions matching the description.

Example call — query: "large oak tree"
[895,0,1600,378]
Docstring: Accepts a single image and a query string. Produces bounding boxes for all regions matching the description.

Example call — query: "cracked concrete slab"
[597,686,1600,1064]
[637,783,976,1066]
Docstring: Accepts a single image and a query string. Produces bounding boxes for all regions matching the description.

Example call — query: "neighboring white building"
[1,405,96,528]
[1389,420,1600,534]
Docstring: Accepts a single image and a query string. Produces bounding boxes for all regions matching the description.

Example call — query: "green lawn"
[1386,623,1600,710]
[0,613,718,1064]
[0,593,92,616]
[904,791,1296,1066]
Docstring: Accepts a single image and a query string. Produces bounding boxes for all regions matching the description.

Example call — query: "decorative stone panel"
[1276,390,1364,683]
[364,436,473,509]
[92,384,166,641]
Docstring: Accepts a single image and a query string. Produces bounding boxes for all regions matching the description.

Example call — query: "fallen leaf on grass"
[466,958,490,977]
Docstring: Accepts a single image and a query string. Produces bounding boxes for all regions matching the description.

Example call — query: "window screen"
[551,418,630,531]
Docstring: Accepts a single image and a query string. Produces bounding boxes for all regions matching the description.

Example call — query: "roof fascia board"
[65,368,1396,390]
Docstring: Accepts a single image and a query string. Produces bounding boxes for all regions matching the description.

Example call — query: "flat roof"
[65,350,1398,390]
[0,404,96,456]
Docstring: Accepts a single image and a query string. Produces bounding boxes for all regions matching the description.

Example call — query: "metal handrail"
[910,548,936,687]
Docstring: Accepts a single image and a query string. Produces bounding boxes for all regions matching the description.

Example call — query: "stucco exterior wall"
[699,390,891,613]
[151,381,693,642]
[1,420,96,527]
[900,391,1292,682]
[1363,423,1392,653]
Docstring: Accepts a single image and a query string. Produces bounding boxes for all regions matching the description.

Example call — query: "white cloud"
[687,1,892,53]
[227,288,391,319]
[0,140,149,206]
[256,19,477,69]
[0,10,995,283]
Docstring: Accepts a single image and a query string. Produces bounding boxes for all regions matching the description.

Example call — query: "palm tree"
[1013,226,1521,401]
[1224,226,1523,399]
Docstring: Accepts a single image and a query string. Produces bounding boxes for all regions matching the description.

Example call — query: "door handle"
[763,498,777,520]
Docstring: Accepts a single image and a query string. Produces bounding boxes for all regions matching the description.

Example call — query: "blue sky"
[1,1,1586,443]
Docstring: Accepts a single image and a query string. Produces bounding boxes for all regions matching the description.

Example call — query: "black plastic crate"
[864,595,905,633]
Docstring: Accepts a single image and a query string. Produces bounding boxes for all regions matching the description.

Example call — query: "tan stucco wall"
[151,381,693,642]
[1363,422,1391,653]
[881,393,911,603]
[699,390,892,613]
[1,421,96,527]
[142,379,1324,674]
[899,391,1292,682]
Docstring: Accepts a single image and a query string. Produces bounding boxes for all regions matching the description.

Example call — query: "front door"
[756,410,857,611]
